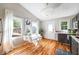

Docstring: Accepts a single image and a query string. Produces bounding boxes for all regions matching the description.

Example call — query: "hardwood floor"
[7,38,70,55]
[0,45,4,55]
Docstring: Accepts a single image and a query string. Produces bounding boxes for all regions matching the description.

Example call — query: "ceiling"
[0,3,39,20]
[20,3,79,20]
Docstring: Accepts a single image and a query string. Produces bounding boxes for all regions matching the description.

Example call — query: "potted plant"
[39,29,44,36]
[25,29,31,36]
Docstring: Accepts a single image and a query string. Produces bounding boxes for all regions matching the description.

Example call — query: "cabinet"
[70,36,79,55]
[58,34,70,44]
[71,38,78,55]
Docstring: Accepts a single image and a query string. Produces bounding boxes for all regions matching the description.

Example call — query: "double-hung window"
[13,17,23,36]
[61,21,68,30]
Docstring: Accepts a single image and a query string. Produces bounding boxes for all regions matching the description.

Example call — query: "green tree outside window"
[13,19,21,28]
[61,21,67,30]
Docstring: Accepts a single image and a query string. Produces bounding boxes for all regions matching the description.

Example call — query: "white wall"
[41,20,56,40]
[0,9,3,18]
[23,19,40,35]
[0,3,40,53]
[55,16,74,31]
[41,16,74,40]
[0,3,39,21]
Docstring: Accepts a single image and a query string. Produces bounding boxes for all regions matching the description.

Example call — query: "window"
[13,17,22,36]
[61,21,67,30]
[31,22,37,33]
[48,24,53,32]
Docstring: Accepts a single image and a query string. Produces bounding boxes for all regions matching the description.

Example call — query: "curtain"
[2,9,13,53]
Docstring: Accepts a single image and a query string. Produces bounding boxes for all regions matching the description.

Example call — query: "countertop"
[57,32,76,35]
[71,35,79,43]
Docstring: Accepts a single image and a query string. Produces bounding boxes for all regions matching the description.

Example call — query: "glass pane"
[61,22,67,26]
[61,26,67,30]
[32,26,36,33]
[48,24,53,32]
[13,19,21,28]
[32,22,38,33]
[13,17,22,37]
[61,21,67,30]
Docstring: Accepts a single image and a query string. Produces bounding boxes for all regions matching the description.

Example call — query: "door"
[47,23,56,39]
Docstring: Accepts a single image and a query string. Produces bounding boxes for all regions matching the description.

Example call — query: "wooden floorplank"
[7,38,70,55]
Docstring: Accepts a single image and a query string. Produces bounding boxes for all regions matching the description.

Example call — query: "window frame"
[61,21,68,30]
[48,24,53,32]
[13,16,23,36]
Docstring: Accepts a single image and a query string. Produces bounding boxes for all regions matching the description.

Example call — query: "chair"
[30,33,42,46]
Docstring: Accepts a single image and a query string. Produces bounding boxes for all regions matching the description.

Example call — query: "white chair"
[30,33,42,46]
[23,35,32,42]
